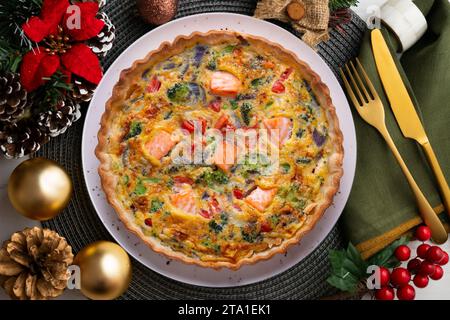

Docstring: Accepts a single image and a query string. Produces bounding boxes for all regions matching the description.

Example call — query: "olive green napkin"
[341,0,450,258]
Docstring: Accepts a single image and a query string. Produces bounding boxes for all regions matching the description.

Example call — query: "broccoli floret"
[150,199,164,212]
[167,83,190,104]
[197,169,229,186]
[125,121,142,139]
[240,102,252,125]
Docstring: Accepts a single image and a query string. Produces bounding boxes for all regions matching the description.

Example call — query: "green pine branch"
[0,0,42,51]
[32,71,74,112]
[329,0,359,11]
[0,38,24,73]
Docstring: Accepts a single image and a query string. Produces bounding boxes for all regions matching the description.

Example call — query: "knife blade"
[371,29,427,144]
[371,28,450,214]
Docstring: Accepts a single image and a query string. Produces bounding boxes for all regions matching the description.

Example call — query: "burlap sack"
[254,0,330,47]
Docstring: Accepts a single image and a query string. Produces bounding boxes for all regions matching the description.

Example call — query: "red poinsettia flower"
[20,0,105,91]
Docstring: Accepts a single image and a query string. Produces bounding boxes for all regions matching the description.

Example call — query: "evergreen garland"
[329,0,359,11]
[0,0,73,110]
[0,0,42,50]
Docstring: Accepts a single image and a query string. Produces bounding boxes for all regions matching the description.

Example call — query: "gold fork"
[340,59,448,244]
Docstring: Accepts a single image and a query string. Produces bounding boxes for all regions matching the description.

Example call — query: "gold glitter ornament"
[136,0,178,25]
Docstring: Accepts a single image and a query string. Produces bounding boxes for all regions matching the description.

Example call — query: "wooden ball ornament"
[7,158,72,221]
[287,1,305,21]
[74,241,132,300]
[136,0,178,25]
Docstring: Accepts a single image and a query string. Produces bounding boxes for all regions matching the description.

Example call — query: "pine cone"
[68,76,97,103]
[89,11,116,57]
[0,72,29,123]
[0,120,48,159]
[0,227,74,300]
[38,99,81,138]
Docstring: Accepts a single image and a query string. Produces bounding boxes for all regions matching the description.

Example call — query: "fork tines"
[339,58,378,108]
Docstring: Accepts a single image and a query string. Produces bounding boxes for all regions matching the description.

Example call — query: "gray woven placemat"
[35,0,366,299]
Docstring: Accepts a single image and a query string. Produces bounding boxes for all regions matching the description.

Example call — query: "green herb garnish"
[222,45,235,54]
[281,163,291,173]
[251,77,264,88]
[240,102,252,125]
[125,121,142,139]
[134,180,147,195]
[296,157,312,164]
[150,199,164,212]
[209,220,223,233]
[265,100,274,109]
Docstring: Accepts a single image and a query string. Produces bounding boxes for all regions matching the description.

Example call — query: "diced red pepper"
[173,176,194,185]
[233,203,242,212]
[208,99,222,112]
[181,120,195,133]
[260,221,272,232]
[271,68,293,94]
[214,114,229,130]
[209,197,221,215]
[199,118,207,134]
[233,188,244,199]
[271,80,285,93]
[182,119,207,134]
[199,209,212,219]
[144,218,153,227]
[146,76,161,93]
[280,67,294,81]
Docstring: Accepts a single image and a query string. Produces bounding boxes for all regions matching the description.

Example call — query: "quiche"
[96,31,343,269]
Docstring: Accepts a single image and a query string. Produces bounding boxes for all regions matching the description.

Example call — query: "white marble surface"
[1,0,449,300]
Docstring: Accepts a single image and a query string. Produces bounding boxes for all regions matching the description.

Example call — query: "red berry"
[394,245,411,261]
[397,285,415,300]
[430,265,444,280]
[144,218,152,227]
[379,267,390,286]
[415,225,431,241]
[419,261,436,276]
[426,246,444,263]
[438,251,449,266]
[417,243,431,259]
[407,258,422,274]
[390,267,411,287]
[375,287,395,300]
[413,274,429,288]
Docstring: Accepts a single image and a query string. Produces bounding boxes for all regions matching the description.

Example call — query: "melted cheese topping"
[106,40,333,263]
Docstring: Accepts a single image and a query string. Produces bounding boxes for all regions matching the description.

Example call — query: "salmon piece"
[245,187,277,212]
[214,140,236,172]
[169,185,197,214]
[210,71,241,97]
[263,117,292,146]
[145,131,177,160]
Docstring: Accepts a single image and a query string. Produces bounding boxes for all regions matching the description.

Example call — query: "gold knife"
[371,29,450,217]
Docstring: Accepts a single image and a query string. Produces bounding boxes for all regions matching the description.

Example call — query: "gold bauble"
[74,241,132,300]
[7,158,72,221]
